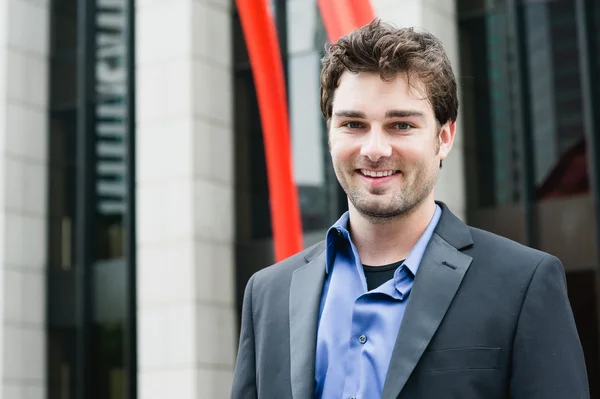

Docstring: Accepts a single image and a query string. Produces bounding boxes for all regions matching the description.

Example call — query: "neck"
[348,197,437,266]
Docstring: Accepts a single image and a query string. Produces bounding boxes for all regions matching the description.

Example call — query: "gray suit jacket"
[231,203,589,399]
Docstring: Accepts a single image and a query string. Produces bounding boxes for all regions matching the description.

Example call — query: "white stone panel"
[136,119,194,184]
[193,119,234,185]
[165,302,197,367]
[136,0,191,65]
[21,271,44,326]
[136,61,193,123]
[197,368,233,399]
[8,0,49,56]
[2,384,22,399]
[0,1,49,398]
[21,215,46,269]
[193,179,233,243]
[371,0,423,28]
[138,307,167,369]
[424,0,455,17]
[23,162,47,216]
[22,385,44,399]
[3,325,22,379]
[196,303,236,367]
[194,241,235,305]
[192,61,232,126]
[137,180,194,245]
[192,1,232,67]
[4,269,22,322]
[5,157,24,212]
[4,213,24,266]
[21,328,44,381]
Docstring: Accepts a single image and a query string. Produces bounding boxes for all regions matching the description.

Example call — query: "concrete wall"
[0,0,50,397]
[135,0,237,397]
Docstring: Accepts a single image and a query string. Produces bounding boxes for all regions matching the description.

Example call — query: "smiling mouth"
[360,169,399,178]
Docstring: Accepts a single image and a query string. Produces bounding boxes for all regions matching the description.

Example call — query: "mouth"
[357,169,401,189]
[359,169,400,178]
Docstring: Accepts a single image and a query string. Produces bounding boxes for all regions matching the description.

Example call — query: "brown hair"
[320,19,458,126]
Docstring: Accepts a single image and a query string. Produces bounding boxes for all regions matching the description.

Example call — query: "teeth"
[361,170,396,177]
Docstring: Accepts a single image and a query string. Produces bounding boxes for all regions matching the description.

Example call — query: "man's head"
[320,19,459,222]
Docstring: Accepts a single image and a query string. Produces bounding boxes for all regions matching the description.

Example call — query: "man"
[231,19,589,399]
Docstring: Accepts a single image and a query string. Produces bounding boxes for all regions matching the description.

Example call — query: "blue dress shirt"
[314,205,442,399]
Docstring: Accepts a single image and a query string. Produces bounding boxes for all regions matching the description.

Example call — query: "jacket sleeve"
[231,274,258,399]
[510,255,589,399]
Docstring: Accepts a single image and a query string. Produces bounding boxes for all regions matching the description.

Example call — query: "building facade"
[0,0,598,398]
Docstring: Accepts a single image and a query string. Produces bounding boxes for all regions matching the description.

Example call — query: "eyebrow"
[333,109,426,120]
[333,110,367,119]
[385,109,426,120]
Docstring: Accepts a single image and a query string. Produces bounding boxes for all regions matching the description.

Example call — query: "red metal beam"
[349,0,375,28]
[235,0,303,261]
[318,0,375,42]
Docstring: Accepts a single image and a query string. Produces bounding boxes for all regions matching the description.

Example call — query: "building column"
[136,0,236,397]
[0,0,50,397]
[371,0,466,221]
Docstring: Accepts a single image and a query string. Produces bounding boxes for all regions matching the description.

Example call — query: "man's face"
[328,71,455,221]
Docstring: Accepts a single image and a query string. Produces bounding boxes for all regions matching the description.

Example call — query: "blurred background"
[1,0,600,397]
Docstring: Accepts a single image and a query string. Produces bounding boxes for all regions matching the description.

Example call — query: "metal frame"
[274,0,289,100]
[506,0,537,248]
[75,0,96,395]
[125,0,138,396]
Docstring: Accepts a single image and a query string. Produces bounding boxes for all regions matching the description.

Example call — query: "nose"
[360,128,392,162]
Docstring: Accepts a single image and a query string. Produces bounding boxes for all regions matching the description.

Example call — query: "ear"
[438,121,456,162]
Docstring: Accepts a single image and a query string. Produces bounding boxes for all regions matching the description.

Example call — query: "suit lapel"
[289,247,327,399]
[381,232,473,399]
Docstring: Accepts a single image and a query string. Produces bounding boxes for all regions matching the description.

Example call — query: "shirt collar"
[400,204,442,277]
[325,204,443,278]
[325,212,351,273]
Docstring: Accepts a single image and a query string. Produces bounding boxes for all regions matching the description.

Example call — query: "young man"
[231,19,589,399]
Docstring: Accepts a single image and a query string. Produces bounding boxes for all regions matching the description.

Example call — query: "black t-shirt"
[362,260,405,291]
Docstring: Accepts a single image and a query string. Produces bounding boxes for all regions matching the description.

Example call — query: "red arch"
[317,0,375,42]
[235,0,303,261]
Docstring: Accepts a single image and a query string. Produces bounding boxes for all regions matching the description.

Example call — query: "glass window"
[48,0,134,398]
[523,0,588,200]
[48,1,79,397]
[460,2,523,209]
[287,0,338,231]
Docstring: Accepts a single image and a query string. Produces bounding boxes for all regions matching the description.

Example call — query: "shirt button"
[359,335,367,344]
[350,397,356,399]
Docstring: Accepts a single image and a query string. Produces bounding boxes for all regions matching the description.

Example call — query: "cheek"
[395,137,438,159]
[330,137,358,162]
[391,141,424,163]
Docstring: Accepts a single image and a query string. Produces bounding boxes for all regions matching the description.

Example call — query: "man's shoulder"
[252,240,326,287]
[466,225,557,271]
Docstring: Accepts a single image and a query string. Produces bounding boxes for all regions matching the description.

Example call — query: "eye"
[393,122,412,130]
[342,121,364,129]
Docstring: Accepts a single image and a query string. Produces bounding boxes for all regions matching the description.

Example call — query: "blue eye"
[344,122,363,129]
[394,123,412,130]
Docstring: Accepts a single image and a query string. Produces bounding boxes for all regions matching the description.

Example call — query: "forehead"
[331,71,434,118]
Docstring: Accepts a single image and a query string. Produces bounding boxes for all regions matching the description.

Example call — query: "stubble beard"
[336,162,438,225]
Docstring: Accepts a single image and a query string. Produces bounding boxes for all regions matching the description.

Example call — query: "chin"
[354,200,401,218]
